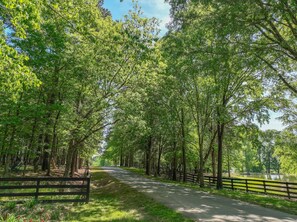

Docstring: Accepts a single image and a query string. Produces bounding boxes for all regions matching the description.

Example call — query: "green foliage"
[0,0,162,176]
[103,0,297,183]
[274,130,297,175]
[1,0,297,198]
[24,199,38,209]
[4,202,16,210]
[0,214,20,222]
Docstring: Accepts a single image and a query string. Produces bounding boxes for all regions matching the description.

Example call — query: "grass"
[122,167,297,216]
[0,168,193,222]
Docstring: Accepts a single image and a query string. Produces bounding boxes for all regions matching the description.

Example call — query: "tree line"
[103,0,297,189]
[0,0,159,177]
[1,0,296,188]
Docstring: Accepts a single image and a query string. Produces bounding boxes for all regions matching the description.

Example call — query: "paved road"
[102,167,297,222]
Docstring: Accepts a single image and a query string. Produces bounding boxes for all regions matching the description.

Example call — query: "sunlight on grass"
[1,168,192,221]
[66,168,192,222]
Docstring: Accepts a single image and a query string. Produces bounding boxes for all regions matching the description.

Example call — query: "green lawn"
[123,167,297,216]
[0,168,193,222]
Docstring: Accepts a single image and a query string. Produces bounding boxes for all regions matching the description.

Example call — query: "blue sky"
[103,0,285,131]
[103,0,170,35]
[260,111,285,131]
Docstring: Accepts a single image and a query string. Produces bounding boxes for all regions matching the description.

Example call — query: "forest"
[1,0,297,191]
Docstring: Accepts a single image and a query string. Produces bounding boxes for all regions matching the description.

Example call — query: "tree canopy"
[1,0,297,186]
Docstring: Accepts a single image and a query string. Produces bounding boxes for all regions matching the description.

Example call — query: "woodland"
[0,0,297,190]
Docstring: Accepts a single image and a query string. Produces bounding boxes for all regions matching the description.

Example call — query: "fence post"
[286,182,290,199]
[231,178,234,190]
[208,177,211,187]
[86,176,91,203]
[245,179,248,192]
[35,180,40,201]
[263,181,267,194]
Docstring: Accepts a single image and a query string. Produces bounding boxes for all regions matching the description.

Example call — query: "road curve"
[102,167,297,222]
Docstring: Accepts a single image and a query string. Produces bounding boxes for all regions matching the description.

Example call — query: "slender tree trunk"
[197,126,205,187]
[70,148,77,177]
[47,110,60,176]
[145,136,152,175]
[64,139,75,177]
[42,133,50,173]
[125,155,129,167]
[227,146,231,177]
[181,108,187,182]
[4,105,20,176]
[1,123,9,168]
[33,134,43,172]
[4,128,15,176]
[172,141,177,181]
[51,133,58,169]
[157,142,163,176]
[78,158,83,169]
[120,147,123,166]
[267,151,271,174]
[129,149,134,167]
[24,117,38,176]
[217,123,225,190]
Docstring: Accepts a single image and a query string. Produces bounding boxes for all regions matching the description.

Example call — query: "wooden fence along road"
[0,176,90,203]
[180,172,297,199]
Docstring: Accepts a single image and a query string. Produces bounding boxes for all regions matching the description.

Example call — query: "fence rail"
[0,176,90,203]
[178,172,297,199]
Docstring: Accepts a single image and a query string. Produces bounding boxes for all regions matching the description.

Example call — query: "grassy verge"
[0,168,193,222]
[122,167,297,216]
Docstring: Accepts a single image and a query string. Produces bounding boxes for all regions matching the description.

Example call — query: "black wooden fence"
[178,172,297,199]
[0,176,90,203]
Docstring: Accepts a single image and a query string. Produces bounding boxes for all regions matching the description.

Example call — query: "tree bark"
[227,145,231,177]
[181,108,187,182]
[64,139,75,177]
[42,133,50,173]
[157,141,163,176]
[217,123,225,189]
[172,140,177,181]
[145,136,152,175]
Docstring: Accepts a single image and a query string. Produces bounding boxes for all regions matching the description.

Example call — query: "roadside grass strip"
[0,168,193,222]
[123,167,297,216]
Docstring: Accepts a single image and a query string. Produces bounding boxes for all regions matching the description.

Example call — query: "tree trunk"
[145,136,152,175]
[42,133,50,173]
[267,151,271,174]
[1,123,9,168]
[70,148,77,177]
[212,146,216,181]
[4,120,17,176]
[157,142,162,176]
[197,125,205,187]
[4,103,21,176]
[129,150,134,167]
[120,147,123,167]
[227,146,231,177]
[64,139,75,177]
[217,123,225,190]
[181,108,187,182]
[172,141,177,181]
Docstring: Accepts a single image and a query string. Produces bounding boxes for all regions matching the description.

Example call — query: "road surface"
[102,167,297,222]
